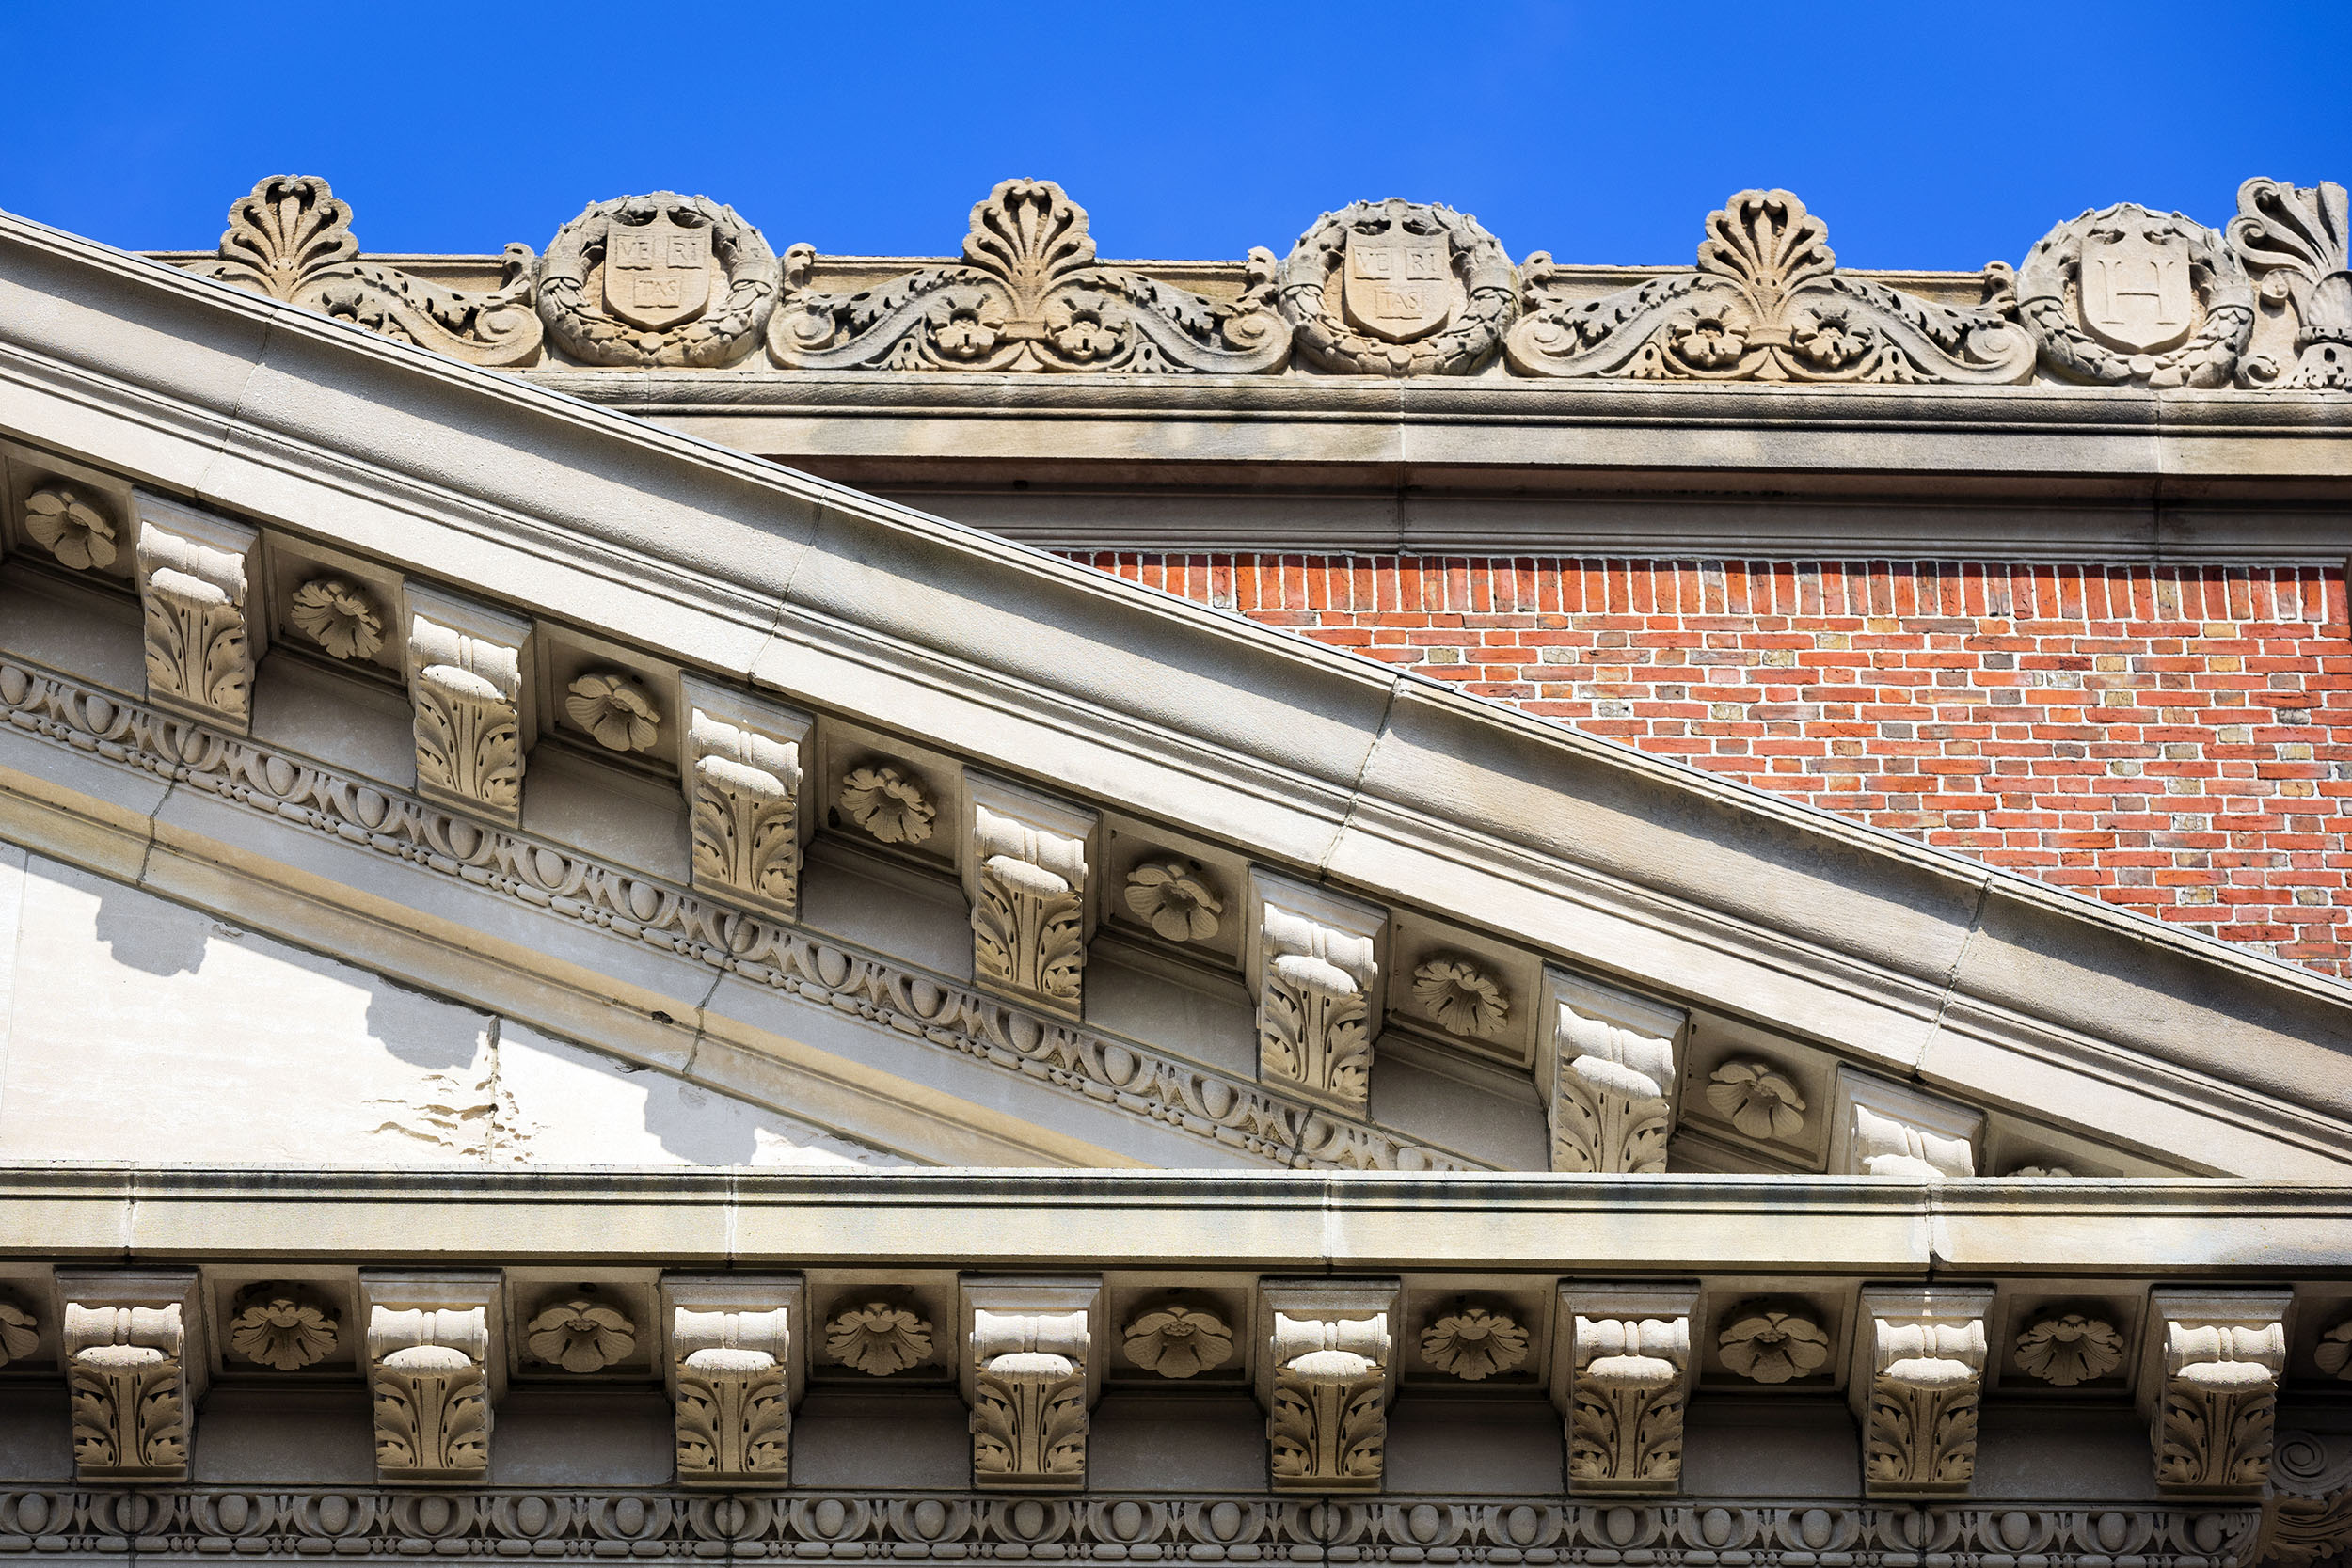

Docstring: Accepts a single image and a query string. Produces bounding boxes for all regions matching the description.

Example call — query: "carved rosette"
[537,194,778,368]
[406,594,530,827]
[965,786,1094,1017]
[1508,190,2032,385]
[825,1297,933,1376]
[134,499,260,733]
[59,1275,199,1482]
[227,1287,340,1371]
[564,672,660,753]
[1264,1293,1394,1494]
[2019,204,2254,388]
[1279,200,1516,376]
[1706,1059,1807,1143]
[1123,859,1222,942]
[1421,1307,1529,1381]
[2229,178,2352,389]
[289,577,385,662]
[1854,1288,1993,1497]
[1545,977,1684,1174]
[2014,1311,2126,1386]
[1124,1300,1235,1379]
[2148,1292,2290,1495]
[770,180,1291,375]
[684,683,810,921]
[968,1306,1091,1490]
[672,1307,792,1486]
[1412,958,1509,1041]
[1556,1287,1697,1495]
[23,486,117,571]
[195,176,543,366]
[364,1287,497,1483]
[1251,878,1386,1116]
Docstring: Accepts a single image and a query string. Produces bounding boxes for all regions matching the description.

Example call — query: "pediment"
[0,209,2346,1179]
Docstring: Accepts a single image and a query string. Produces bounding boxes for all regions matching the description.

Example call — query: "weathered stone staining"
[2019,204,2254,388]
[537,193,778,368]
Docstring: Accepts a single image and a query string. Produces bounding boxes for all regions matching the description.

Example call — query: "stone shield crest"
[2078,224,2194,354]
[603,209,713,332]
[1341,208,1454,342]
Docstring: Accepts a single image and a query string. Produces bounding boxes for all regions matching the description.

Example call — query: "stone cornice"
[4,1166,2348,1274]
[1,209,2349,1180]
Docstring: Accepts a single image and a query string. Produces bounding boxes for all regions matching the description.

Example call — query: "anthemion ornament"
[524,1299,637,1373]
[1412,958,1509,1041]
[538,193,779,368]
[839,764,935,846]
[565,671,661,753]
[1420,1305,1529,1381]
[1706,1059,1807,1143]
[2229,177,2352,388]
[195,176,543,366]
[1718,1305,1832,1385]
[1510,190,2032,384]
[1123,858,1222,942]
[1122,1299,1235,1379]
[824,1297,934,1376]
[226,1287,341,1371]
[770,180,1291,374]
[2014,1312,2126,1386]
[2019,203,2254,388]
[289,577,385,661]
[1280,198,1518,375]
[22,486,116,571]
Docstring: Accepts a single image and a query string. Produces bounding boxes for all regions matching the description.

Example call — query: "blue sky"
[3,1,2347,271]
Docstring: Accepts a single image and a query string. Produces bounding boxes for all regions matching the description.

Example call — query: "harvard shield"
[2078,224,2195,355]
[602,209,713,332]
[1340,208,1454,342]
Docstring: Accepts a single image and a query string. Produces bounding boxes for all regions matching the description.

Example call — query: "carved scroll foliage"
[970,801,1089,1015]
[1859,1298,1990,1497]
[687,701,804,919]
[407,610,525,824]
[1280,199,1518,376]
[769,180,1290,375]
[1549,1003,1675,1174]
[196,176,543,367]
[135,510,255,731]
[2019,204,2254,388]
[1268,1311,1391,1493]
[62,1303,189,1481]
[1566,1313,1691,1493]
[673,1307,791,1486]
[2154,1310,2287,1494]
[1256,896,1381,1115]
[367,1306,492,1481]
[2229,178,2352,388]
[538,193,779,368]
[969,1309,1090,1489]
[1508,191,2032,385]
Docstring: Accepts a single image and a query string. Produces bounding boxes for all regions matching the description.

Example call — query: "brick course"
[1071,553,2352,976]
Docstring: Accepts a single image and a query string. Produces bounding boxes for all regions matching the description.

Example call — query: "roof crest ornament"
[766,179,1291,374]
[2229,177,2352,389]
[2017,202,2253,388]
[1505,189,2033,384]
[537,192,780,367]
[1279,198,1518,375]
[198,176,544,368]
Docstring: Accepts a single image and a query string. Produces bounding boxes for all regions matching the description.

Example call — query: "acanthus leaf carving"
[1506,190,2032,385]
[1280,199,1518,376]
[1250,875,1386,1116]
[2229,178,2352,389]
[683,681,809,921]
[0,1297,37,1368]
[57,1272,201,1482]
[406,593,530,827]
[668,1299,793,1486]
[133,497,258,732]
[2019,203,2254,388]
[1853,1288,1994,1497]
[196,176,544,367]
[768,180,1290,375]
[1554,1286,1698,1495]
[962,1280,1097,1491]
[965,781,1095,1017]
[1543,974,1685,1174]
[361,1275,499,1483]
[2147,1292,2290,1496]
[538,193,779,368]
[1262,1281,1395,1495]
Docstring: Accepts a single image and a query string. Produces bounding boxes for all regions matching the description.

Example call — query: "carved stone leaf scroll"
[361,1274,499,1483]
[195,176,544,367]
[57,1272,201,1483]
[2229,178,2352,389]
[1555,1285,1698,1495]
[1261,1281,1397,1495]
[406,591,531,827]
[134,496,259,734]
[965,779,1096,1018]
[663,1275,802,1490]
[769,180,1291,375]
[1250,874,1387,1116]
[539,193,779,368]
[1508,190,2033,385]
[683,679,811,922]
[2146,1291,2290,1496]
[2020,204,2254,388]
[962,1279,1098,1492]
[1544,974,1685,1174]
[0,1299,38,1369]
[1280,199,1518,376]
[1854,1287,1994,1497]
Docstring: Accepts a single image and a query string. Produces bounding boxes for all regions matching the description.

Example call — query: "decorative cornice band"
[0,1488,2265,1566]
[0,656,1471,1174]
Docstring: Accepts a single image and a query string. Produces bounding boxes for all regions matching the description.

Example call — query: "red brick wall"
[1072,553,2352,976]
